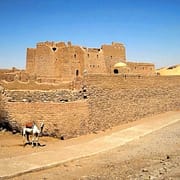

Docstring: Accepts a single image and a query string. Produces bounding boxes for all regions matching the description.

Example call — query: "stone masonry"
[0,41,178,139]
[1,76,179,139]
[26,41,155,83]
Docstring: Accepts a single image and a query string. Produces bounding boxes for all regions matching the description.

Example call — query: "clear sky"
[0,0,179,69]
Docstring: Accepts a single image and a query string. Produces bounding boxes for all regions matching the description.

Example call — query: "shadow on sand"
[23,142,46,147]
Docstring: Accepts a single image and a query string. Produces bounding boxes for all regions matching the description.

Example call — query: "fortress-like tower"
[26,41,154,82]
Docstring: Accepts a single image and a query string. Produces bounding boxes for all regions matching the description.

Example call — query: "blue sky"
[0,0,179,69]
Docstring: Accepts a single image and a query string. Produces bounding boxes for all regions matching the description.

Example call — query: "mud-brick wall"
[5,101,89,139]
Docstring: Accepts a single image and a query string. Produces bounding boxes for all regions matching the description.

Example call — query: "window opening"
[52,47,57,51]
[76,70,79,76]
[114,69,119,74]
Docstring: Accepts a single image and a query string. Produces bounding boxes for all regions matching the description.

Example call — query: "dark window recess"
[114,69,119,74]
[76,70,79,76]
[52,47,57,51]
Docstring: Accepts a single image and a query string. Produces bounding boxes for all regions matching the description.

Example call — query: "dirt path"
[0,111,180,179]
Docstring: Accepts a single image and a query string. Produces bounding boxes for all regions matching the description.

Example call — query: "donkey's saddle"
[25,122,33,128]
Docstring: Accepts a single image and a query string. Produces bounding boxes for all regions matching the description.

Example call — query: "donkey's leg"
[23,128,29,146]
[35,133,39,147]
[26,132,31,144]
[32,134,35,147]
[22,128,26,146]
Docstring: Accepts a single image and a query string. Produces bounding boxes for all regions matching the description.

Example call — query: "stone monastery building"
[26,41,155,82]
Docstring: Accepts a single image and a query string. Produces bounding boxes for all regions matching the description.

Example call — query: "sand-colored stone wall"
[86,75,180,132]
[26,42,128,82]
[5,101,89,139]
[83,48,107,74]
[102,42,126,61]
[0,80,72,90]
[1,76,179,139]
[26,48,36,74]
[127,62,155,76]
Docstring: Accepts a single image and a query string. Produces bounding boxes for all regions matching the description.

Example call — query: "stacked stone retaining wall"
[86,75,180,132]
[0,76,179,139]
[5,101,89,139]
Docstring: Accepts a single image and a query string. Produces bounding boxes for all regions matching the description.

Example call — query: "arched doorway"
[114,69,119,74]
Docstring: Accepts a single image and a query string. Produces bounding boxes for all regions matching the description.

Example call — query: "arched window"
[114,69,119,74]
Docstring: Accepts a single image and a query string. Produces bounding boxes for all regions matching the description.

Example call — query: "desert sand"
[156,64,180,76]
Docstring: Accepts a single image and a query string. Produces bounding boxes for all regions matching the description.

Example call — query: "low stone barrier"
[0,76,180,139]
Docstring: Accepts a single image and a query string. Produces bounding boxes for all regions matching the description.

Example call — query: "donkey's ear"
[40,121,44,127]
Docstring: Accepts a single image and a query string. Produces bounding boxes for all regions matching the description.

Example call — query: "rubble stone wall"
[1,76,180,139]
[5,101,89,139]
[86,76,180,132]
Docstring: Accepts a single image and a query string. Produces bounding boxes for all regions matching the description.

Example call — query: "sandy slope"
[156,64,180,75]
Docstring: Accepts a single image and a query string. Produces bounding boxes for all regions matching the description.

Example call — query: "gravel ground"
[10,120,180,180]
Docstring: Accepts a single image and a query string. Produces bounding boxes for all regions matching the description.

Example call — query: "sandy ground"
[0,115,180,180]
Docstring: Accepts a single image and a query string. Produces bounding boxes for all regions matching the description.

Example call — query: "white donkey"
[22,121,44,147]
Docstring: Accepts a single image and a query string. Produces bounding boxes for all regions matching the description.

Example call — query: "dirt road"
[0,111,180,179]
